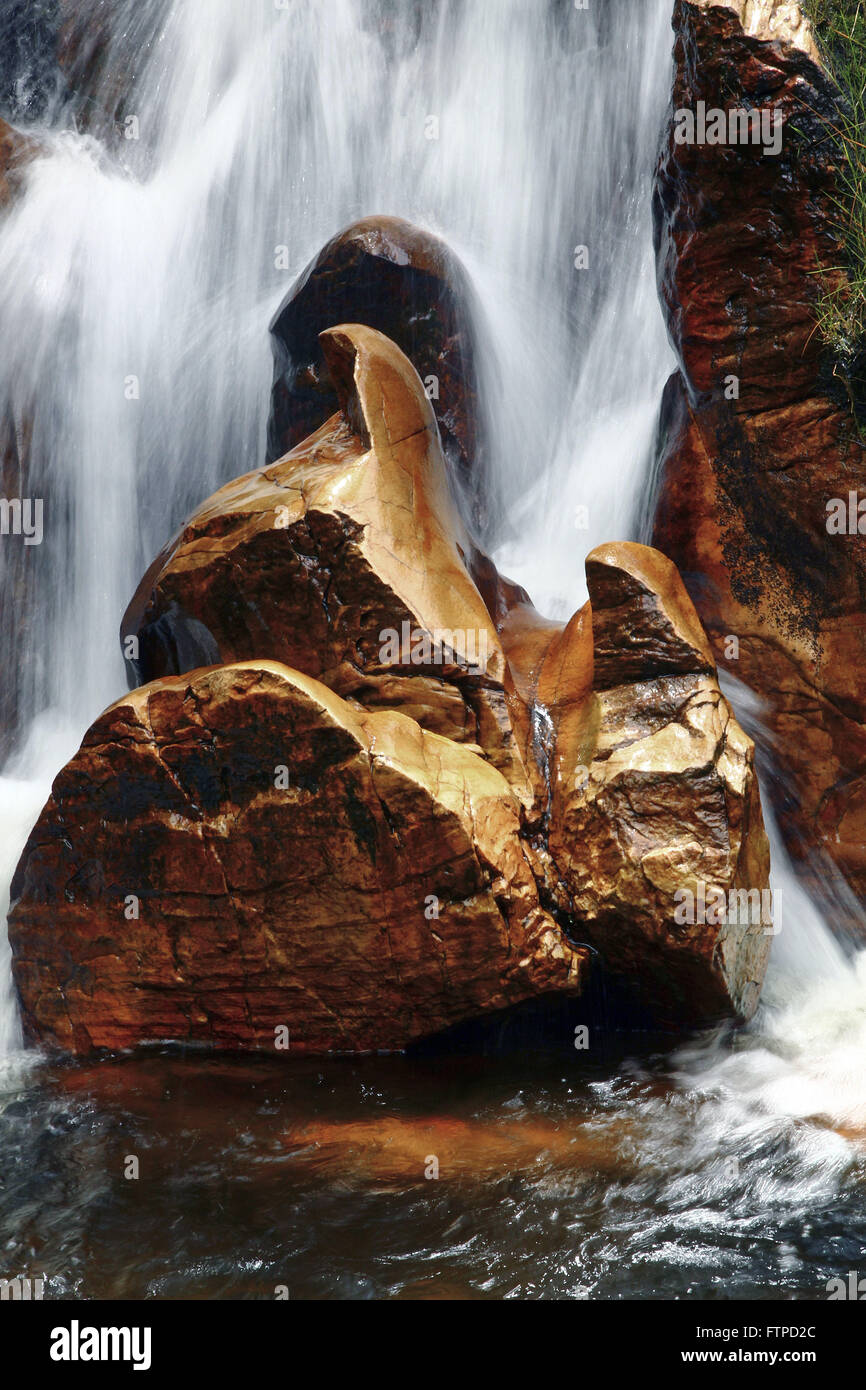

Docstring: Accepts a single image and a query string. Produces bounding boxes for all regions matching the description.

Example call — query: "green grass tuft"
[803,0,866,360]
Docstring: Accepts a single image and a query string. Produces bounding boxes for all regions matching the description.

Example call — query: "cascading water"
[0,0,677,1050]
[1,0,865,1299]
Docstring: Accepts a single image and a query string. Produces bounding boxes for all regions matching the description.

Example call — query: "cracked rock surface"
[652,0,866,920]
[11,310,772,1051]
[9,661,585,1053]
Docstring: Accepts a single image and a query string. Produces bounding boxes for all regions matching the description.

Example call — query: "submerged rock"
[652,0,866,918]
[266,216,487,527]
[8,661,585,1054]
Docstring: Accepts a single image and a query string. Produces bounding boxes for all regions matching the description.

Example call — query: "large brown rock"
[266,217,488,528]
[8,661,585,1054]
[15,310,773,1050]
[14,538,771,1050]
[405,537,773,1026]
[545,544,771,1026]
[651,0,866,914]
[122,322,533,800]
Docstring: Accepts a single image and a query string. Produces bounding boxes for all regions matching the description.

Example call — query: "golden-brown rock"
[546,543,772,1025]
[19,289,775,1049]
[122,323,532,799]
[266,216,487,527]
[652,0,866,918]
[8,661,585,1055]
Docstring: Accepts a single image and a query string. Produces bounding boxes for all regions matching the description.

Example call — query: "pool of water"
[2,1018,863,1301]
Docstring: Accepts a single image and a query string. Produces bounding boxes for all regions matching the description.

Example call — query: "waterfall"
[0,0,677,1051]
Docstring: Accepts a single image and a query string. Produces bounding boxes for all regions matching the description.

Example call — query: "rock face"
[122,322,532,800]
[55,0,166,144]
[8,661,584,1054]
[266,217,487,527]
[11,312,773,1053]
[651,0,866,912]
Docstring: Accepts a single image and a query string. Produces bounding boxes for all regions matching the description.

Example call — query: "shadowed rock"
[0,117,40,763]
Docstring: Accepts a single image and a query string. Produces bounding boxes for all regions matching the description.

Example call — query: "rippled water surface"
[3,992,866,1301]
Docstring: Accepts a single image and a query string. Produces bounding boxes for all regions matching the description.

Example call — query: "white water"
[0,0,864,1204]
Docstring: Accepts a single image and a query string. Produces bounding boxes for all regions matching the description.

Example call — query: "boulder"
[8,661,585,1054]
[14,303,773,1049]
[544,544,772,1026]
[651,0,866,917]
[266,216,487,527]
[121,322,533,800]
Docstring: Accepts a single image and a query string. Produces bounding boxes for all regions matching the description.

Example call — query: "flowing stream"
[1,0,865,1299]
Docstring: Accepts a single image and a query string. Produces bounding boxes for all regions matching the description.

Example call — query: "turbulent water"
[1,0,865,1301]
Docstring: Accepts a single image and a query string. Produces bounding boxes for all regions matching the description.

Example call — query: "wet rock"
[20,305,772,1049]
[545,543,771,1026]
[0,404,34,765]
[0,1,60,123]
[122,322,532,799]
[266,216,487,527]
[651,0,866,916]
[8,661,585,1054]
[56,0,165,145]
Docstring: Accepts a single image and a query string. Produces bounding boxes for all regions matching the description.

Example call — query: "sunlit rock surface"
[122,322,532,799]
[13,312,772,1052]
[652,0,866,918]
[266,216,487,527]
[489,541,772,1024]
[547,544,771,1026]
[8,661,585,1054]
